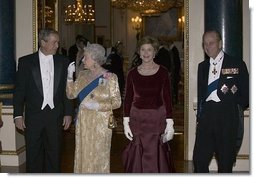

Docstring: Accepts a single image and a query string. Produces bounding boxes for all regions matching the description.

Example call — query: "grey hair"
[84,43,106,65]
[38,28,58,46]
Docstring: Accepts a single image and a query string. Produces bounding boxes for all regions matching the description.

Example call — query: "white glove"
[67,61,75,80]
[162,118,174,143]
[123,117,133,141]
[84,101,99,110]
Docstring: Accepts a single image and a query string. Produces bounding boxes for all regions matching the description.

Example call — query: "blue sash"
[197,79,219,121]
[78,75,103,103]
[206,79,219,97]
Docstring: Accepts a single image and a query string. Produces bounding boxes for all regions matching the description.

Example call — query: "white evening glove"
[67,61,75,81]
[123,117,133,141]
[162,118,174,143]
[84,101,99,110]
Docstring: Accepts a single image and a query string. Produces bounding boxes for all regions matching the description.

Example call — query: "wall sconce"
[131,16,142,41]
[178,15,185,23]
[131,16,142,31]
[178,15,185,40]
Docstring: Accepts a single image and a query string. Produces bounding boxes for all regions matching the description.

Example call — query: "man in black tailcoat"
[193,30,249,173]
[13,28,73,173]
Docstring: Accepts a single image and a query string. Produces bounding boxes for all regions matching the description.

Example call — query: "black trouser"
[25,105,63,173]
[193,101,238,173]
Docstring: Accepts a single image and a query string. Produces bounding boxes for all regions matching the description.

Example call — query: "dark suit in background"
[155,45,174,102]
[103,42,125,98]
[68,43,78,63]
[68,35,88,64]
[155,46,174,74]
[170,44,181,105]
[13,28,73,173]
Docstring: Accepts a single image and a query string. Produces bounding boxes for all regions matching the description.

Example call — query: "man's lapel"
[53,56,62,96]
[32,52,43,96]
[203,59,210,94]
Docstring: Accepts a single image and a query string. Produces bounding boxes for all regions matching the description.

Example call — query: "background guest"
[155,39,174,74]
[104,41,125,98]
[75,37,90,79]
[169,41,181,105]
[68,34,88,64]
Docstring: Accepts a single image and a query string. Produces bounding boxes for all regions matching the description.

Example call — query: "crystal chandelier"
[111,0,183,16]
[39,5,54,25]
[64,0,95,23]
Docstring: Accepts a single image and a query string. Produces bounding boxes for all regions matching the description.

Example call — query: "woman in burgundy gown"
[122,36,175,173]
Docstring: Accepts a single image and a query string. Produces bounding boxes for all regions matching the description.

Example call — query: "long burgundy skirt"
[122,106,175,173]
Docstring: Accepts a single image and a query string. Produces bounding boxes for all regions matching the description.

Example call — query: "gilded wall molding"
[212,154,249,160]
[183,0,189,160]
[0,84,14,100]
[0,94,13,99]
[236,155,249,160]
[32,0,38,52]
[0,84,14,90]
[2,105,13,109]
[1,146,26,156]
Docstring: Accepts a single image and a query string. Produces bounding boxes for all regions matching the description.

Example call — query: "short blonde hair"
[84,43,106,65]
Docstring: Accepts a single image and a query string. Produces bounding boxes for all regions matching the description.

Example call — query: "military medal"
[212,62,217,75]
[231,85,238,94]
[99,78,106,86]
[211,56,222,75]
[222,68,239,75]
[221,84,228,94]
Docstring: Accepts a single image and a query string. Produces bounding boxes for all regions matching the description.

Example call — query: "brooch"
[99,78,107,86]
[220,84,228,94]
[231,85,238,94]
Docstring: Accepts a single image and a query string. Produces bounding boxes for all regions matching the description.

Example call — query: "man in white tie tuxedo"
[13,28,73,173]
[193,30,249,173]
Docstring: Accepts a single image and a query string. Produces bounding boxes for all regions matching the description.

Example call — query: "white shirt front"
[39,50,55,110]
[206,50,224,102]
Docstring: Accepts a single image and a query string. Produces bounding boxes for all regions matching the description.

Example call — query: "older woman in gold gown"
[66,43,121,173]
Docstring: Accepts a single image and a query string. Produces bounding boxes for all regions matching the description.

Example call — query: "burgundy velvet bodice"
[124,66,172,118]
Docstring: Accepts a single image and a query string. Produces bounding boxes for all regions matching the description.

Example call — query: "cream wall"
[94,0,111,41]
[15,0,34,153]
[243,0,250,70]
[15,0,34,63]
[187,0,204,160]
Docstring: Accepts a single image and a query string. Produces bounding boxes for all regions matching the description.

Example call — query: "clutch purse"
[108,110,117,129]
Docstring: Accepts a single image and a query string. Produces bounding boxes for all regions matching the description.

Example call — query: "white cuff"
[14,116,22,120]
[67,78,73,82]
[123,117,130,123]
[166,118,174,124]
